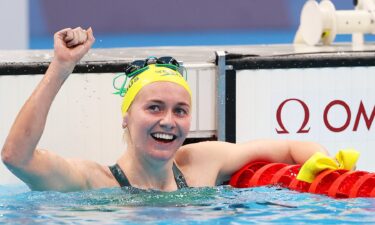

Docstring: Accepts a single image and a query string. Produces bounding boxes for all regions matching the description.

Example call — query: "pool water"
[0,185,374,224]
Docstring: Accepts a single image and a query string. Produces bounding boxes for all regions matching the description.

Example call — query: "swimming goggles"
[113,56,187,97]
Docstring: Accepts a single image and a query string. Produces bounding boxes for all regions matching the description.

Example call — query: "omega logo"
[276,98,375,134]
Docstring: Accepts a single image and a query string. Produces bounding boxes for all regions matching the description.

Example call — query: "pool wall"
[235,67,375,171]
[221,46,375,172]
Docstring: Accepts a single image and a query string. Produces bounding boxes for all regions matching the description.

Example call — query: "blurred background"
[0,0,360,49]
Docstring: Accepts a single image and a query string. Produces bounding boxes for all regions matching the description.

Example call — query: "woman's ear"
[122,113,129,129]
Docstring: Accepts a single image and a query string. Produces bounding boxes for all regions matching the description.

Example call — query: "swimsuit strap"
[109,163,189,189]
[109,164,131,187]
[172,163,189,189]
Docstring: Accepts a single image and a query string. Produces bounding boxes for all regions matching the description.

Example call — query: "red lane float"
[229,162,374,198]
[289,176,311,193]
[328,171,369,198]
[249,163,287,187]
[308,169,347,195]
[270,164,301,188]
[229,161,268,188]
[349,173,375,198]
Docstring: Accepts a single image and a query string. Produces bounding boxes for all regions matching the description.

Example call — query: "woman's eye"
[175,108,188,116]
[148,105,161,112]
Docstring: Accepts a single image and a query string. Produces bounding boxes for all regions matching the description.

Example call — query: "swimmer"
[1,27,328,192]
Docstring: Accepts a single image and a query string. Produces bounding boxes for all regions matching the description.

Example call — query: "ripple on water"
[0,185,374,224]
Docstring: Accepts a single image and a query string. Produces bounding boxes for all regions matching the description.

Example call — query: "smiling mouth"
[151,132,177,143]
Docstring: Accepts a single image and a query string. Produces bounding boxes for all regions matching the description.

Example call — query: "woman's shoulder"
[179,140,237,153]
[175,141,237,185]
[175,141,236,164]
[72,159,119,189]
[177,140,216,156]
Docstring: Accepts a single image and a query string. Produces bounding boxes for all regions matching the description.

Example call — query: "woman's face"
[123,82,191,161]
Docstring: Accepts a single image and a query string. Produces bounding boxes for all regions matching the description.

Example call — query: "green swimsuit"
[109,163,189,189]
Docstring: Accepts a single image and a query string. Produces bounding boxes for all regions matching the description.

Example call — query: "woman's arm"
[179,140,328,185]
[1,27,96,191]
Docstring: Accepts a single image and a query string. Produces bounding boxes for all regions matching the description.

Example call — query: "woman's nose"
[159,111,175,129]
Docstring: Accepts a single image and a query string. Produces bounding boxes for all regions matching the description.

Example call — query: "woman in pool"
[1,27,328,192]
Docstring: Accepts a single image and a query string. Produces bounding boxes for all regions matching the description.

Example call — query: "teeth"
[153,133,174,140]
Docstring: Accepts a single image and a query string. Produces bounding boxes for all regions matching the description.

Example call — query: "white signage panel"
[236,67,375,171]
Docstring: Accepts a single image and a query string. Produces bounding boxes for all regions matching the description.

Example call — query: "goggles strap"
[113,57,186,97]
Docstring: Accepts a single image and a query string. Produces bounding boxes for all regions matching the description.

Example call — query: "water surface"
[0,185,374,224]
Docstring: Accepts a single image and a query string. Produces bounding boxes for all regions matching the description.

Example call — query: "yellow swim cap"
[121,64,192,116]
